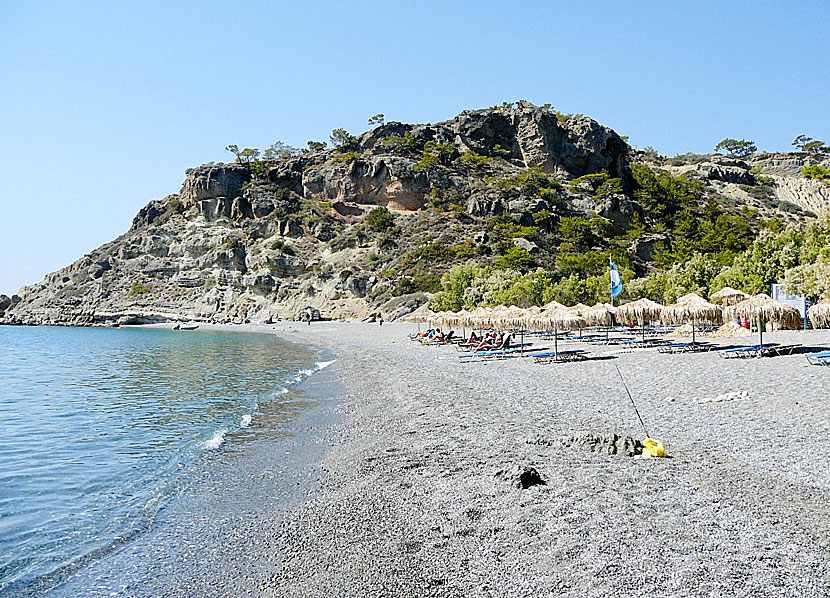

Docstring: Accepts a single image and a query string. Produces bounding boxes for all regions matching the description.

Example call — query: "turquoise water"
[0,326,327,594]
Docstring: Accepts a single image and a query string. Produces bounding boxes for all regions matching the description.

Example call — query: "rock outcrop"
[3,102,823,327]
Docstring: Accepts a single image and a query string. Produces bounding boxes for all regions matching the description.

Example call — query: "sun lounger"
[533,350,588,364]
[718,343,797,359]
[457,347,521,360]
[806,350,830,365]
[657,342,712,354]
[718,345,763,359]
[760,344,799,357]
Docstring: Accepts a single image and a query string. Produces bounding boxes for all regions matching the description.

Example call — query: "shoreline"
[18,326,343,598]
[13,321,830,596]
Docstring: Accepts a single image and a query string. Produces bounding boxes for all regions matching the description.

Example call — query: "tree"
[225,144,260,164]
[368,113,385,126]
[714,138,757,157]
[330,128,358,151]
[793,135,829,155]
[307,140,327,152]
[262,141,301,160]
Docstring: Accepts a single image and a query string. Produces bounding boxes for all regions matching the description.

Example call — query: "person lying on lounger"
[475,332,507,351]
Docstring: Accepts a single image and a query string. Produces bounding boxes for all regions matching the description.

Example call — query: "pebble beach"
[42,321,830,597]
[251,320,830,597]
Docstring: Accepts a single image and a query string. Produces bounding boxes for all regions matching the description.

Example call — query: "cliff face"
[2,102,826,326]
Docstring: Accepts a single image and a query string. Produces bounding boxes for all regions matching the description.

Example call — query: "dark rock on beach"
[495,465,547,489]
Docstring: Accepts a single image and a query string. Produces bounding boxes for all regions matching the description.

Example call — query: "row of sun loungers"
[414,328,830,366]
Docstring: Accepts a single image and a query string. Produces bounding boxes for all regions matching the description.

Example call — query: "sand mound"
[670,323,694,337]
[709,321,752,338]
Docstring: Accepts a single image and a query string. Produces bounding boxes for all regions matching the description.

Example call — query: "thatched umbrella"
[541,299,568,311]
[583,302,617,341]
[404,305,435,331]
[808,301,830,329]
[616,298,664,342]
[710,287,750,307]
[661,293,722,344]
[535,308,586,358]
[514,306,545,354]
[438,309,472,337]
[724,293,801,349]
[568,303,589,316]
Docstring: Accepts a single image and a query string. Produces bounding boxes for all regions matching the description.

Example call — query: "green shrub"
[128,282,150,296]
[333,151,362,163]
[496,246,534,271]
[457,150,493,169]
[802,165,830,180]
[487,214,538,241]
[495,168,559,196]
[382,131,420,154]
[570,172,609,192]
[330,128,359,152]
[415,141,456,171]
[339,269,352,280]
[365,206,396,232]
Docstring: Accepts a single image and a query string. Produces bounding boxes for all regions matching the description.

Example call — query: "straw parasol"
[616,298,664,342]
[403,304,435,330]
[468,306,494,329]
[808,301,830,329]
[583,302,617,342]
[661,293,722,344]
[584,302,617,326]
[567,303,589,316]
[724,293,801,349]
[535,308,586,358]
[541,299,568,312]
[710,287,750,307]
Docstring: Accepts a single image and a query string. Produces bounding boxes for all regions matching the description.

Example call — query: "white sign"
[771,284,806,318]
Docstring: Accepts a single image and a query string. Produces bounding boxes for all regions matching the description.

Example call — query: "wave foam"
[205,429,227,449]
[240,414,252,428]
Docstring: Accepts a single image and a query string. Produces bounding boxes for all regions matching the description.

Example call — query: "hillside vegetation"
[2,101,829,326]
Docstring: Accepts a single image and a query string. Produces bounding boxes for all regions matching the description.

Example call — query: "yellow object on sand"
[642,438,666,457]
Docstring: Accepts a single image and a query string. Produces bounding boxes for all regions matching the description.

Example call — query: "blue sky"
[1,1,828,294]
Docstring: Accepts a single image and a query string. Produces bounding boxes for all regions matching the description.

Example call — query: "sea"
[0,325,333,595]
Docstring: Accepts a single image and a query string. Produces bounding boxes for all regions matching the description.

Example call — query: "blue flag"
[610,258,623,297]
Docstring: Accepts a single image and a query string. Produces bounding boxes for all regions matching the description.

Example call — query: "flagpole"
[609,255,613,342]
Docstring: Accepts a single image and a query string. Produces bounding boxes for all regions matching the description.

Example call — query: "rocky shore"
[253,321,830,597]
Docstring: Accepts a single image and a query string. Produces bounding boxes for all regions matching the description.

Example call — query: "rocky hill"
[2,102,829,326]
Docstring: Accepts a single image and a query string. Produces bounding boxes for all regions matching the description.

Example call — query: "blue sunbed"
[806,351,830,365]
[458,348,520,360]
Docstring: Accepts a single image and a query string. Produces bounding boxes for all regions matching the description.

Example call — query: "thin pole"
[615,364,649,438]
[759,316,763,350]
[692,315,696,345]
[554,321,559,358]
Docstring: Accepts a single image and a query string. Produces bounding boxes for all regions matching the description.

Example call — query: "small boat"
[173,323,199,331]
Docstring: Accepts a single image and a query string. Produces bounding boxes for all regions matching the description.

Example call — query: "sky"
[1,1,828,294]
